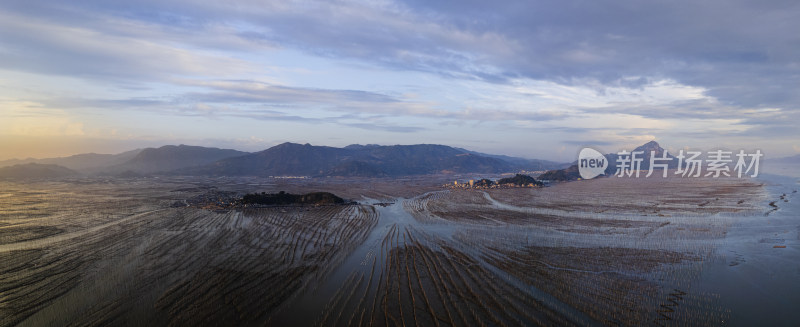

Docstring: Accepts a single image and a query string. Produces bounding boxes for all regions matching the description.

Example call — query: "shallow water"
[688,173,800,326]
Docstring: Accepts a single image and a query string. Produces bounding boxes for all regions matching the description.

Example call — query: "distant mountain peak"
[634,140,662,151]
[344,144,381,150]
[112,144,248,174]
[541,140,678,181]
[632,140,670,157]
[272,142,304,148]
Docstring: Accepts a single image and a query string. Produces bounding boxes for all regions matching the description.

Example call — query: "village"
[445,173,545,190]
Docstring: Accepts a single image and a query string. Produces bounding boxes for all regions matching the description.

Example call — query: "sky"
[1,0,799,162]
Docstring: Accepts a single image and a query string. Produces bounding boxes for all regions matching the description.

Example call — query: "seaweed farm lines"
[1,174,798,326]
[0,180,378,326]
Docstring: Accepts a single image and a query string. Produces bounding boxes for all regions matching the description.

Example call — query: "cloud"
[561,140,615,147]
[38,78,569,123]
[5,0,799,111]
[180,80,399,105]
[0,9,254,82]
[341,122,426,133]
[0,102,86,136]
[1,0,798,159]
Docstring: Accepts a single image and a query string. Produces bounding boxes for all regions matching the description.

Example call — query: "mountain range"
[3,140,793,180]
[179,142,563,177]
[0,142,564,179]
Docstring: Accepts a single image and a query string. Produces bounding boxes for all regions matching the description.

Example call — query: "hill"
[455,148,566,171]
[239,191,347,206]
[497,174,544,186]
[106,145,248,174]
[538,165,581,181]
[0,163,78,179]
[538,141,679,181]
[0,149,142,172]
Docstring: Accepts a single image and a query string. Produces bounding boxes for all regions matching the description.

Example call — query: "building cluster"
[446,178,544,190]
[183,190,239,210]
[452,179,476,188]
